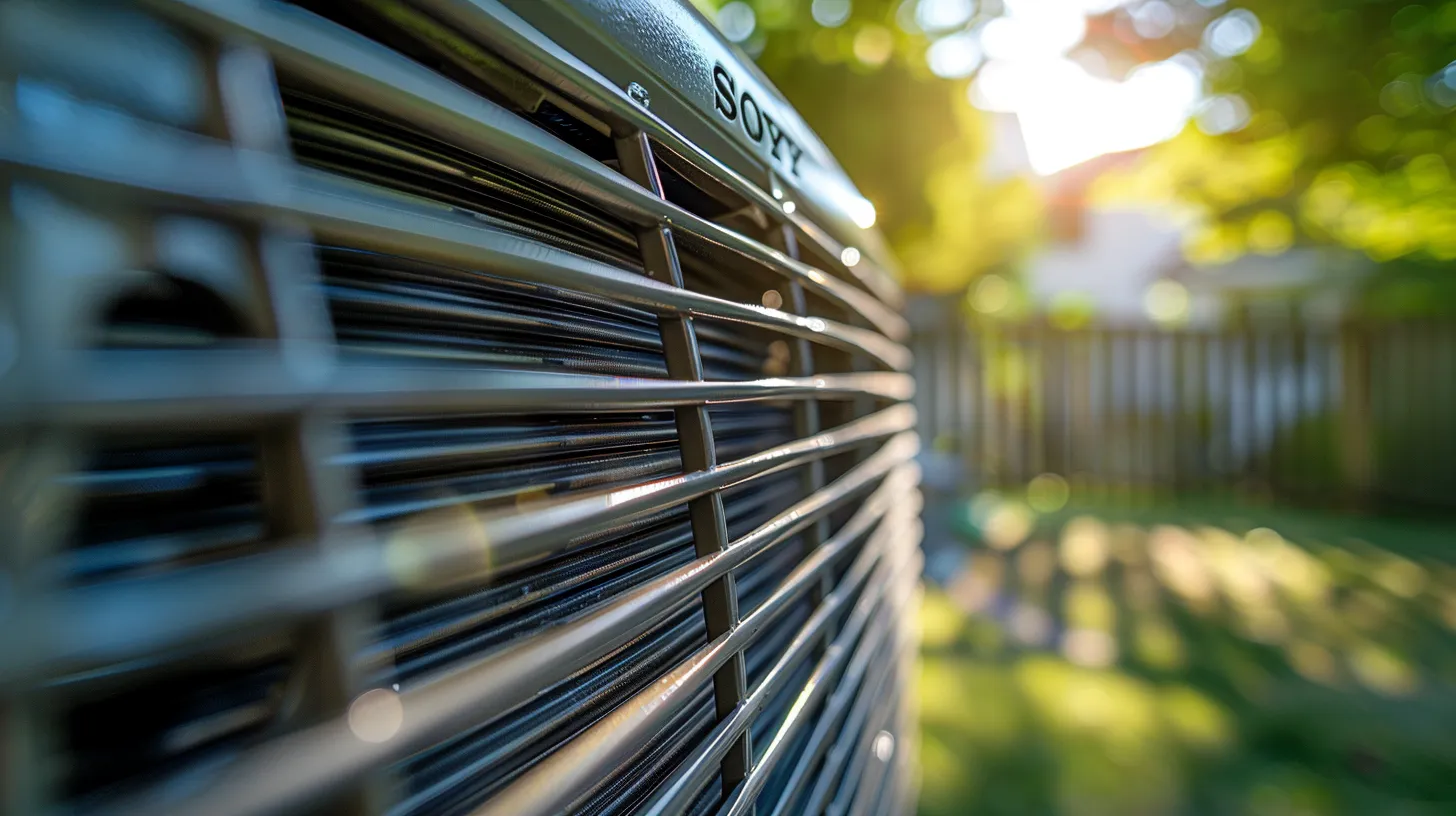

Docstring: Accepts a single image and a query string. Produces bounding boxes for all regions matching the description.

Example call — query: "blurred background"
[694,0,1456,813]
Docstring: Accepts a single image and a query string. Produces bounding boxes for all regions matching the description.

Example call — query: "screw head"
[626,81,651,108]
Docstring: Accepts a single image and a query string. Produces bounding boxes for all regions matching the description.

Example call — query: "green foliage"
[922,503,1456,814]
[705,0,1456,296]
[1106,0,1456,266]
[1361,256,1456,317]
[698,0,1042,292]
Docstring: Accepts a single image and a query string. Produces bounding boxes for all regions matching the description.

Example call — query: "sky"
[713,0,1258,177]
[948,0,1208,175]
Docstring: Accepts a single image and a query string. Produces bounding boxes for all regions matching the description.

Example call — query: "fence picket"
[915,314,1456,513]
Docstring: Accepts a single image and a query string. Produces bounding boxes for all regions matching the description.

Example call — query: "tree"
[1097,1,1456,267]
[694,0,1042,293]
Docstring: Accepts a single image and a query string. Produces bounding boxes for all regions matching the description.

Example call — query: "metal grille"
[0,1,922,814]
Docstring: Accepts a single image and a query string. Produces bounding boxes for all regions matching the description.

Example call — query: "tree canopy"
[1095,1,1456,267]
[693,0,1043,293]
[698,0,1456,300]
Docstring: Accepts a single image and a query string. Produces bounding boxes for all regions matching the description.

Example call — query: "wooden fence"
[913,316,1456,513]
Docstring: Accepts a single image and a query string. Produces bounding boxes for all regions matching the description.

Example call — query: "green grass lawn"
[917,493,1456,815]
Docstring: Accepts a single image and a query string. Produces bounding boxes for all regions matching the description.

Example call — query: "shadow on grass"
[918,497,1456,816]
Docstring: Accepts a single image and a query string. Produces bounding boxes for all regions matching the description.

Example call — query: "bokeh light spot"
[1355,114,1398,153]
[810,0,851,28]
[926,30,983,79]
[1143,279,1190,324]
[1062,628,1117,667]
[1161,686,1232,749]
[1131,0,1177,40]
[853,24,894,66]
[1135,619,1186,670]
[715,1,756,43]
[984,500,1033,550]
[1027,472,1070,513]
[1060,516,1110,577]
[1197,93,1251,135]
[1151,526,1216,607]
[1203,9,1260,58]
[1286,640,1338,685]
[348,688,404,743]
[916,0,975,33]
[1246,210,1294,255]
[971,273,1012,314]
[846,196,877,228]
[949,551,1004,612]
[1065,581,1115,630]
[1380,76,1423,118]
[1374,555,1427,599]
[1010,602,1053,645]
[919,590,966,648]
[1016,539,1057,588]
[1349,643,1418,696]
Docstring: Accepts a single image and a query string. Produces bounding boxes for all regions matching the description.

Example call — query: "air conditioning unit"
[0,1,921,814]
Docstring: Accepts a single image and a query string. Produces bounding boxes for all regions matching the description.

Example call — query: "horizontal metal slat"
[85,455,916,816]
[0,425,915,703]
[733,543,804,620]
[317,244,668,377]
[141,0,908,340]
[1,350,913,428]
[749,558,917,816]
[0,418,915,702]
[0,119,911,369]
[580,690,719,815]
[744,608,898,816]
[679,530,919,816]
[284,91,644,273]
[370,514,695,680]
[392,604,709,815]
[301,175,914,370]
[405,0,904,311]
[60,652,294,807]
[471,494,919,816]
[367,478,793,687]
[379,405,915,577]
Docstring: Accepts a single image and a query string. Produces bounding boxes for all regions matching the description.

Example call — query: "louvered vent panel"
[0,2,921,815]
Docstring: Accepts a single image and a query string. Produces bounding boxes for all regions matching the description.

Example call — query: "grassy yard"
[917,493,1456,816]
